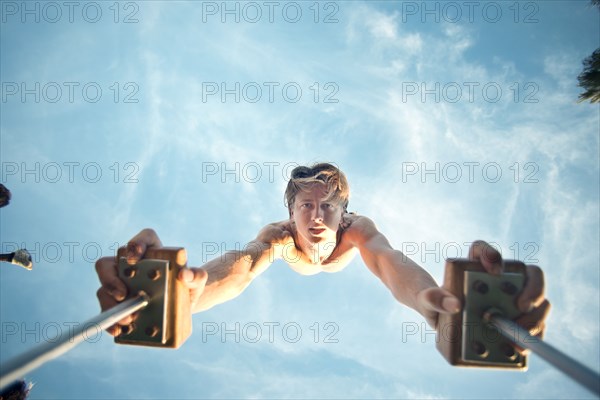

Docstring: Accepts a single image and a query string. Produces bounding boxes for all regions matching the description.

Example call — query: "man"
[95,163,549,340]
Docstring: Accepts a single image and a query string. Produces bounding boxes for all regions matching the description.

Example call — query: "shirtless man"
[95,163,549,339]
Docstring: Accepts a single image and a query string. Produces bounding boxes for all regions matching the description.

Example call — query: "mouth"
[309,227,326,235]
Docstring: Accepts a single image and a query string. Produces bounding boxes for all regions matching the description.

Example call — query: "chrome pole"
[487,313,600,396]
[0,293,149,391]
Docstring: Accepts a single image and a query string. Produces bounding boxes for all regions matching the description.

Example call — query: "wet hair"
[284,163,350,217]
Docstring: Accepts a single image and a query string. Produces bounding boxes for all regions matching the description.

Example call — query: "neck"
[296,232,338,264]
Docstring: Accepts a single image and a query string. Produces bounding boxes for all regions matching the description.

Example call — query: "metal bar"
[488,314,600,396]
[0,293,149,391]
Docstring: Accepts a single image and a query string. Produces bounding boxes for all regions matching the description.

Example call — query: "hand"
[95,228,208,336]
[417,240,551,340]
[467,240,550,342]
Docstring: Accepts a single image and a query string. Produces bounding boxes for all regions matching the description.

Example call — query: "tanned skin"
[95,183,549,342]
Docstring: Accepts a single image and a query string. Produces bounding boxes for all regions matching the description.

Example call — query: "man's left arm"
[347,216,460,327]
[348,216,550,332]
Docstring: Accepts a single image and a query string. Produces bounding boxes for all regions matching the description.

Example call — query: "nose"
[312,206,324,222]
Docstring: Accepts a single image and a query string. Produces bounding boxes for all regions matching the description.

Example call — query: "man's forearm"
[378,250,439,315]
[193,241,273,313]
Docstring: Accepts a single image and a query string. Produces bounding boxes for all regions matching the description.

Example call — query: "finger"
[506,300,550,355]
[96,287,134,326]
[468,240,503,275]
[490,300,550,357]
[511,319,546,356]
[418,287,462,315]
[514,299,551,338]
[518,265,545,313]
[95,257,127,301]
[126,228,163,264]
[178,268,208,307]
[106,324,121,337]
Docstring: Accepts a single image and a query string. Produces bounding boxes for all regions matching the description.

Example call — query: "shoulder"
[260,219,294,233]
[341,214,380,246]
[341,214,395,256]
[255,220,294,245]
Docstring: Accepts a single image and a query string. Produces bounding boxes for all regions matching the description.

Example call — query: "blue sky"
[1,1,599,399]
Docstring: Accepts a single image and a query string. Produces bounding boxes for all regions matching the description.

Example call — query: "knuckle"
[107,326,119,336]
[94,257,112,274]
[96,290,115,311]
[527,264,543,276]
[126,241,142,253]
[471,240,486,248]
[526,265,545,290]
[196,268,208,282]
[141,227,157,237]
[107,277,123,293]
[543,299,551,310]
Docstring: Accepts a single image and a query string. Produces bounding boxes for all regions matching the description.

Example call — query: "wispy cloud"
[1,1,597,399]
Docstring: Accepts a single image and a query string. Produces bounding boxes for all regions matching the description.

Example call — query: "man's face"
[290,183,343,246]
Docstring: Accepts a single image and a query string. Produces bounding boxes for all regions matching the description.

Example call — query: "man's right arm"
[95,224,291,335]
[193,222,290,312]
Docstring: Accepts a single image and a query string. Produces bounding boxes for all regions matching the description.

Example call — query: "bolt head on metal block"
[114,247,191,349]
[436,258,527,370]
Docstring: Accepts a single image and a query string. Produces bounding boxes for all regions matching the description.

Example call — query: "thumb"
[419,287,462,315]
[179,268,208,310]
[179,268,208,289]
[125,228,163,264]
[126,241,147,265]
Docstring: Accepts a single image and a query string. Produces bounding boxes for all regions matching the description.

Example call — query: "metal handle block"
[436,258,528,369]
[114,247,192,349]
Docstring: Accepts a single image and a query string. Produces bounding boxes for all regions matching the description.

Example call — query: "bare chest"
[282,241,358,275]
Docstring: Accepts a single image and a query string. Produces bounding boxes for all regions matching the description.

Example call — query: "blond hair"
[284,163,350,216]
